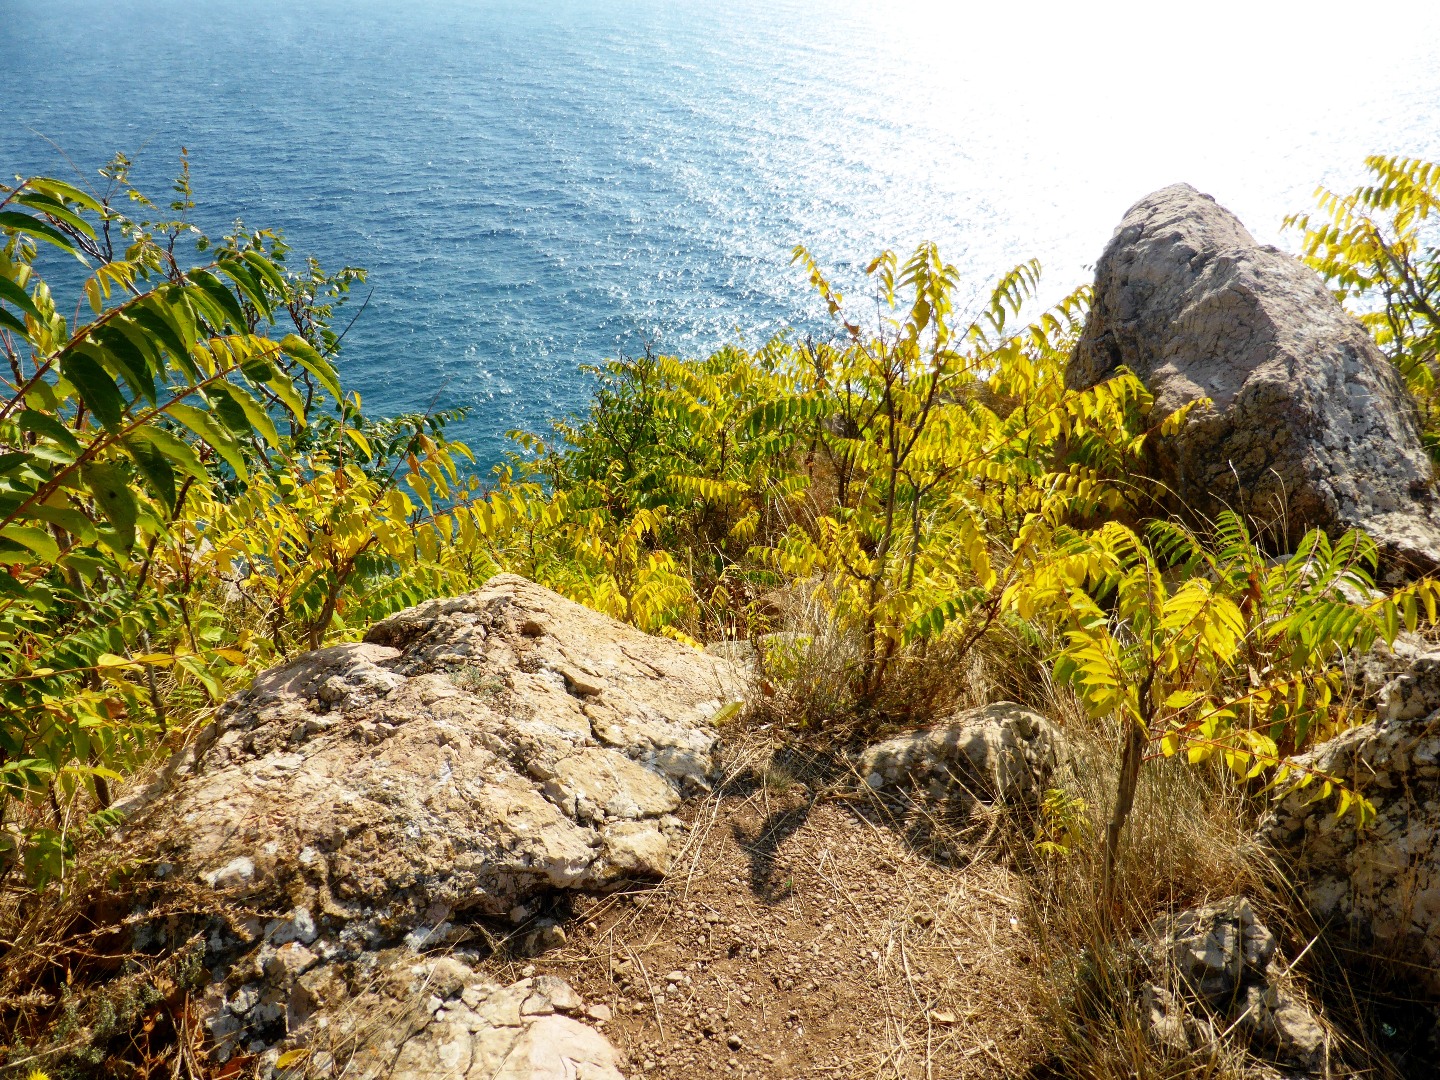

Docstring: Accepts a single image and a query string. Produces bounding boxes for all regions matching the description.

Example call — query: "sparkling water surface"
[4,0,1440,462]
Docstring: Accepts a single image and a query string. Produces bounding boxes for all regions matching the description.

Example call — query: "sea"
[4,0,1440,464]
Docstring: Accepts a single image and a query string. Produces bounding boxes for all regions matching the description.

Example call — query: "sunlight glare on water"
[3,0,1439,460]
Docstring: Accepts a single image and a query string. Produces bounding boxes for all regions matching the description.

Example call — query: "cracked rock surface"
[1259,647,1440,996]
[1138,898,1328,1074]
[857,701,1068,807]
[1068,183,1440,570]
[118,574,742,1074]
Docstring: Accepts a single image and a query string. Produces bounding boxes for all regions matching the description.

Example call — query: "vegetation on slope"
[2,153,1439,1077]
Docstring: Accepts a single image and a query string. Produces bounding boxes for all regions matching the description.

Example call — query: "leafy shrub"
[0,160,483,884]
[1286,155,1440,456]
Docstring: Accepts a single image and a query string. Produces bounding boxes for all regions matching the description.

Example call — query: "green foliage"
[0,160,480,885]
[1016,510,1440,902]
[1286,155,1440,456]
[6,148,1435,910]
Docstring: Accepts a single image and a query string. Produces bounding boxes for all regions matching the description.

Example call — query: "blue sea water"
[4,0,1440,463]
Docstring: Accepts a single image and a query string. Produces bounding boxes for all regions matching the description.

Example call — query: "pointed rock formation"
[1068,183,1440,572]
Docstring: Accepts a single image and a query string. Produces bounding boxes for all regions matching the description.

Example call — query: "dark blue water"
[6,0,1440,462]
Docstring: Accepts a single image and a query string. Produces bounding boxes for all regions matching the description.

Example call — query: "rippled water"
[5,0,1440,461]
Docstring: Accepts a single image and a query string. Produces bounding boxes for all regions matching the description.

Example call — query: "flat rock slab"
[117,574,743,1072]
[1068,183,1440,569]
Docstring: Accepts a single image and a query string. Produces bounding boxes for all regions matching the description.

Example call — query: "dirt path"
[485,772,1042,1079]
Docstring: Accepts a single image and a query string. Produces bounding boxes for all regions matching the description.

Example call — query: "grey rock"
[201,855,255,890]
[529,974,583,1013]
[1139,982,1191,1057]
[1068,183,1440,570]
[123,575,742,924]
[1160,896,1275,1003]
[856,701,1068,806]
[113,574,744,1076]
[1258,662,1440,995]
[270,951,625,1080]
[1233,983,1328,1073]
[1142,898,1328,1074]
[520,919,569,957]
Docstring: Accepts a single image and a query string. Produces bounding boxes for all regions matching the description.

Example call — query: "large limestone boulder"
[116,574,742,1073]
[1258,649,1440,996]
[1068,183,1440,569]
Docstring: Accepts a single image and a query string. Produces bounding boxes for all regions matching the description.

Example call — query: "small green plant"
[1023,511,1439,906]
[1035,787,1091,857]
[0,159,483,884]
[1286,155,1440,457]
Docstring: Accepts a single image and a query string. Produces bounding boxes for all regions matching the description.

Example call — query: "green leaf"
[132,300,191,362]
[0,210,86,260]
[61,349,127,432]
[16,409,83,456]
[241,249,288,296]
[0,309,24,335]
[0,524,59,563]
[0,451,30,475]
[30,502,97,544]
[123,435,177,513]
[27,178,103,214]
[80,461,138,551]
[127,423,209,483]
[188,269,248,330]
[281,334,342,401]
[0,274,42,322]
[13,192,97,241]
[92,325,157,405]
[166,403,248,480]
[216,257,271,317]
[207,381,279,447]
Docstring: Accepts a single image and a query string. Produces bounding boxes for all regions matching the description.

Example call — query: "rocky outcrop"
[1138,898,1327,1073]
[1259,646,1440,996]
[857,701,1068,806]
[116,574,743,1074]
[1068,183,1440,571]
[208,951,624,1079]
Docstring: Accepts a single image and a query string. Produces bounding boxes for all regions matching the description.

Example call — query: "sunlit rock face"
[118,573,742,1073]
[1068,183,1440,573]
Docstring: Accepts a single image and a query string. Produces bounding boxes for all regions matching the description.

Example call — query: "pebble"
[727,1033,743,1050]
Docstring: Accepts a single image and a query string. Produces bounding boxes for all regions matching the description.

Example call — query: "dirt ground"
[482,752,1043,1080]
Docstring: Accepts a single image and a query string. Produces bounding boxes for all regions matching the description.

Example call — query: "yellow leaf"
[276,1048,312,1068]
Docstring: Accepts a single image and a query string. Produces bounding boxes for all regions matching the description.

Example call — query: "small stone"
[267,905,317,946]
[666,970,684,983]
[558,665,605,696]
[264,942,318,982]
[586,1003,613,1022]
[532,974,582,1012]
[202,855,256,890]
[521,921,567,956]
[726,1033,743,1050]
[229,984,261,1015]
